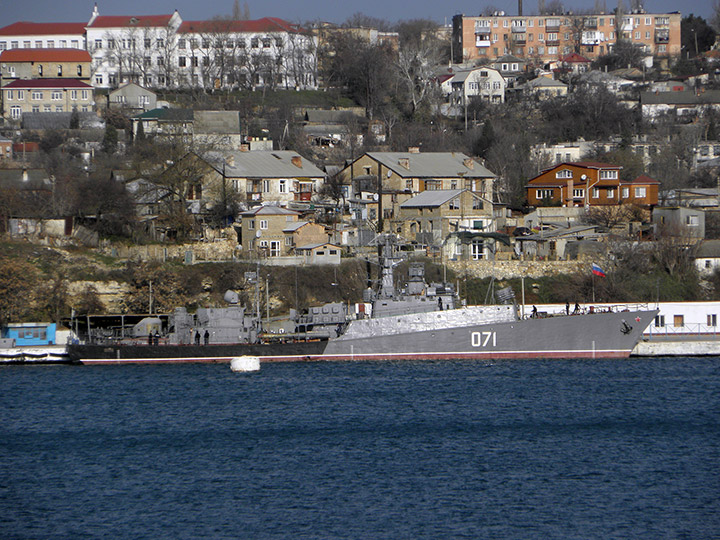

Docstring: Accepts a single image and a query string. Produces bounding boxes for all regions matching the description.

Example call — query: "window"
[449,198,460,210]
[708,314,717,327]
[44,105,51,112]
[157,38,164,48]
[621,187,629,198]
[686,215,699,226]
[251,37,259,48]
[55,105,63,112]
[673,315,684,328]
[10,106,21,119]
[72,40,79,48]
[248,220,255,229]
[536,188,554,199]
[262,180,270,192]
[179,56,186,67]
[654,315,665,327]
[32,105,39,113]
[77,64,83,76]
[592,188,600,198]
[573,188,585,198]
[237,39,246,48]
[658,44,666,53]
[202,39,210,48]
[57,65,62,76]
[634,187,647,198]
[279,180,286,193]
[95,39,102,49]
[157,56,164,66]
[17,90,24,100]
[260,220,268,230]
[556,169,572,179]
[600,170,618,179]
[178,39,186,49]
[81,90,88,100]
[51,91,62,100]
[95,74,103,85]
[607,188,614,199]
[31,91,42,100]
[0,42,6,50]
[144,38,151,48]
[144,56,151,67]
[47,40,54,48]
[70,90,77,100]
[24,40,30,48]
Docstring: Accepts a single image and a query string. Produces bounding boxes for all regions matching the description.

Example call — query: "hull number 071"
[471,331,497,347]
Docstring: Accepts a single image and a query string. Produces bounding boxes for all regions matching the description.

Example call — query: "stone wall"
[447,259,588,279]
[99,238,239,263]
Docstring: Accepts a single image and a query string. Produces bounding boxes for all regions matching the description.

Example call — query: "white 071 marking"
[471,331,497,347]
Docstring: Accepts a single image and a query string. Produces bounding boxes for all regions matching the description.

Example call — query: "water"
[2,358,719,539]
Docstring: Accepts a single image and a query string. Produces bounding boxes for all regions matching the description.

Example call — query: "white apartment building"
[0,22,87,51]
[0,6,319,91]
[84,6,317,90]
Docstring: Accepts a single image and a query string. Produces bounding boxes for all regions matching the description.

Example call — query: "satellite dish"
[255,230,261,238]
[373,193,379,201]
[386,171,391,178]
[581,174,587,180]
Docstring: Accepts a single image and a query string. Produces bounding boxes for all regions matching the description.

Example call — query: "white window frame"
[259,219,268,230]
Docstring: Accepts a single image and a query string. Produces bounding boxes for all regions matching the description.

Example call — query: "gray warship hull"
[317,308,658,361]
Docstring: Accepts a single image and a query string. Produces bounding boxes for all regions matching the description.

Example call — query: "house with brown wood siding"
[526,162,659,208]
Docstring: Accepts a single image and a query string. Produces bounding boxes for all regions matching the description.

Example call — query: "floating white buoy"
[230,356,260,372]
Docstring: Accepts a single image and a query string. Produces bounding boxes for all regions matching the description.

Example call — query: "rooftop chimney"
[464,158,475,169]
[518,0,523,16]
[291,155,302,168]
[226,155,235,166]
[398,157,410,169]
[408,146,420,153]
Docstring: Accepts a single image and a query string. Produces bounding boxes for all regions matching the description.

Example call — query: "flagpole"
[592,270,595,303]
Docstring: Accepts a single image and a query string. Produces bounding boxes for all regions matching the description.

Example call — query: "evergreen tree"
[102,124,118,154]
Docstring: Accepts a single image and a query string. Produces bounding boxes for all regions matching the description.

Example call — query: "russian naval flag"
[592,263,606,277]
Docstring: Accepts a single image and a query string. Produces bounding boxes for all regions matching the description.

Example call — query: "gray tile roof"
[365,152,496,179]
[210,151,326,178]
[400,189,465,208]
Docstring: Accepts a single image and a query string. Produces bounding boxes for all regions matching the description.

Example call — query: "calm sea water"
[1,358,719,539]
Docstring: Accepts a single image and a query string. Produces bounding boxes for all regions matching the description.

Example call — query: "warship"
[68,235,656,364]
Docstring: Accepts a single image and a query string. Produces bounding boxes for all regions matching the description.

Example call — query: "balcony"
[476,38,491,47]
[655,31,669,43]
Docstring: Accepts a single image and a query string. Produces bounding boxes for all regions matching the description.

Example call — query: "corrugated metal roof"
[178,17,301,34]
[641,90,720,105]
[282,221,309,232]
[0,22,87,36]
[88,14,175,28]
[217,151,325,178]
[3,78,92,88]
[400,189,465,208]
[0,48,91,62]
[242,205,300,216]
[364,152,496,179]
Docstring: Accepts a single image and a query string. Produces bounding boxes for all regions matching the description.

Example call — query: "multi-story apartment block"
[85,5,317,90]
[0,48,92,86]
[452,9,681,65]
[86,9,183,88]
[0,22,87,51]
[2,79,94,120]
[175,18,318,90]
[1,7,319,92]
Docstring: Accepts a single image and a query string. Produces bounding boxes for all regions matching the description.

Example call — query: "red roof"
[561,52,591,63]
[569,161,622,169]
[3,78,93,89]
[88,14,175,28]
[179,17,302,34]
[0,48,91,62]
[627,174,660,185]
[0,21,87,36]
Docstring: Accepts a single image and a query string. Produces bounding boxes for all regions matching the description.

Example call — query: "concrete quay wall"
[633,339,720,357]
